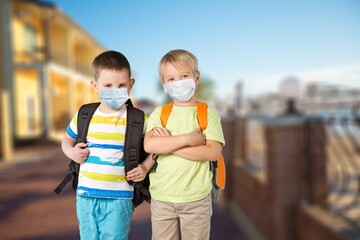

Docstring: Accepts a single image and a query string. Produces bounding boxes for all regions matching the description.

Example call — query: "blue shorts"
[76,196,134,240]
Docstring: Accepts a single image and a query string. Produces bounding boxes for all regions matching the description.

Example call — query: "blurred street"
[0,142,246,240]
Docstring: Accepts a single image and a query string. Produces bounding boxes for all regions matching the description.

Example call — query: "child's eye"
[167,78,174,82]
[181,75,189,79]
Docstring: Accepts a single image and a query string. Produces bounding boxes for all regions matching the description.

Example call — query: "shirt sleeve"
[143,114,149,134]
[146,106,163,133]
[203,107,225,146]
[66,111,78,140]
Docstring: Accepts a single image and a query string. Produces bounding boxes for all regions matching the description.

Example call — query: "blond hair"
[158,49,199,82]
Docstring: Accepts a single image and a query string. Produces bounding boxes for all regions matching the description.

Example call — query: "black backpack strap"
[54,102,100,194]
[54,162,77,194]
[124,99,145,180]
[124,100,151,200]
[77,102,101,144]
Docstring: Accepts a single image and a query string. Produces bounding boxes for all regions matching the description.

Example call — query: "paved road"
[0,143,247,240]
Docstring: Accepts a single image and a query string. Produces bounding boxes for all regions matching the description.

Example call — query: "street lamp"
[279,75,301,115]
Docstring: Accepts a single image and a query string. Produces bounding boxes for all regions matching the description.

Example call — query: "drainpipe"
[0,0,14,160]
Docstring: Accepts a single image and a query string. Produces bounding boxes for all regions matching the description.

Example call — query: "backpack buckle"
[132,122,141,127]
[69,164,77,173]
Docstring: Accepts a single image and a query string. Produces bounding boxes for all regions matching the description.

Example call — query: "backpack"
[54,99,155,208]
[160,101,226,202]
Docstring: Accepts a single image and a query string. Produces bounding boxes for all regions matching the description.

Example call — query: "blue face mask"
[100,88,129,110]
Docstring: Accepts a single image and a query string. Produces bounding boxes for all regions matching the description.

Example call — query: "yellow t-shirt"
[146,104,225,203]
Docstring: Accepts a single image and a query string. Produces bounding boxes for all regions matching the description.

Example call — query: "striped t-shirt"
[66,105,133,199]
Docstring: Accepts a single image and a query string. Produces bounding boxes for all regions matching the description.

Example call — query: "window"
[26,94,36,133]
[24,24,37,53]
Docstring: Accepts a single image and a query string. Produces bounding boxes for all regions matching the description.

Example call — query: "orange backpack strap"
[196,101,208,133]
[160,102,174,127]
[216,154,226,189]
[196,102,226,189]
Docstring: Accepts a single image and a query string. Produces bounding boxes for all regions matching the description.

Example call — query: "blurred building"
[302,82,360,117]
[233,79,360,118]
[135,98,157,116]
[0,0,105,160]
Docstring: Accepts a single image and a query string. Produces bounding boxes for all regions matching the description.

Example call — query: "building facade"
[0,0,105,160]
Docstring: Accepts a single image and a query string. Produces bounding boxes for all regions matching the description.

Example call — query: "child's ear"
[195,71,201,85]
[129,78,135,90]
[91,80,99,92]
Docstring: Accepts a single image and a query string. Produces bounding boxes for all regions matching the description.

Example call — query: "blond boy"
[143,49,225,240]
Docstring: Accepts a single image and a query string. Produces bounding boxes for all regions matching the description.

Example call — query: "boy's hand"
[72,143,90,164]
[126,164,147,182]
[186,128,206,147]
[152,127,171,136]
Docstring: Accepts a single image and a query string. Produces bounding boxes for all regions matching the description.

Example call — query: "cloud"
[299,62,360,86]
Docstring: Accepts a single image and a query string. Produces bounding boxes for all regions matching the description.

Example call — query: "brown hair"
[92,50,131,81]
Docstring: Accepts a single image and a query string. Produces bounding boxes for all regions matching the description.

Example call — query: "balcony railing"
[50,52,68,67]
[325,115,360,229]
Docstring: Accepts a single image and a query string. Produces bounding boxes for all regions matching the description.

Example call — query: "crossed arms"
[144,127,222,162]
[127,126,222,182]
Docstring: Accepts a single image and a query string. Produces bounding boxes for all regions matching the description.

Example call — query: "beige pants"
[151,195,212,240]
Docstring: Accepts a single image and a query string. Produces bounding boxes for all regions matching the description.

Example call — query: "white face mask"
[100,88,129,110]
[163,78,196,102]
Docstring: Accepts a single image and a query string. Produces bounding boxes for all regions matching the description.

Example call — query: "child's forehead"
[97,68,130,81]
[99,68,130,76]
[164,62,192,74]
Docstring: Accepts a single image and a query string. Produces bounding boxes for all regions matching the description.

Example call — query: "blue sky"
[52,0,360,102]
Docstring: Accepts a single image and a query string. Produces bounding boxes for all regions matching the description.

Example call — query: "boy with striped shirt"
[61,50,154,240]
